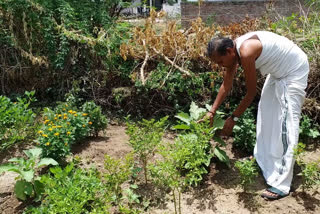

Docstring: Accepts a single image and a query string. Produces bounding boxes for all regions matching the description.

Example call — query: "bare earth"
[1,124,320,214]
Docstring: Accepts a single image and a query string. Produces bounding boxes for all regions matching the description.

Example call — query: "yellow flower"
[48,128,53,131]
[46,142,50,146]
[74,114,78,117]
[63,108,66,111]
[65,142,68,146]
[67,131,71,135]
[36,142,40,146]
[52,125,57,129]
[57,125,62,128]
[38,130,43,134]
[68,110,73,114]
[82,125,86,128]
[54,132,60,136]
[67,122,70,125]
[65,104,68,107]
[82,113,88,116]
[63,116,68,120]
[42,134,48,137]
[48,124,52,126]
[58,114,62,117]
[54,117,57,120]
[88,121,93,125]
[44,120,50,124]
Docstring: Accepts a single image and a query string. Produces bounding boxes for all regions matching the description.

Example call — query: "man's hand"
[221,117,236,136]
[197,111,215,127]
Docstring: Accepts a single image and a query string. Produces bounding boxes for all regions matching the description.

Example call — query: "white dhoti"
[254,58,309,194]
[236,31,310,194]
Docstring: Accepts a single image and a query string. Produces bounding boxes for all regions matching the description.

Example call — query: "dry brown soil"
[1,124,320,214]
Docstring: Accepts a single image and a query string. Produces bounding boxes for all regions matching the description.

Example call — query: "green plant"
[0,91,36,151]
[126,116,168,184]
[104,153,134,203]
[233,108,256,153]
[25,163,110,213]
[299,114,320,141]
[149,144,186,214]
[294,142,320,191]
[173,102,229,167]
[234,158,259,192]
[0,148,58,201]
[81,101,108,137]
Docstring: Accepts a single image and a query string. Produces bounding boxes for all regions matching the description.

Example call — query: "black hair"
[207,37,234,57]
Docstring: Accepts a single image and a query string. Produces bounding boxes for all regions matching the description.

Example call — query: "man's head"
[207,37,237,68]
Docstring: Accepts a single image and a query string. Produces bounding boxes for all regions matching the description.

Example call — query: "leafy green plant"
[294,142,320,192]
[25,163,110,213]
[81,101,108,137]
[0,91,36,151]
[233,108,256,153]
[299,114,320,141]
[173,102,229,167]
[0,148,58,201]
[234,158,258,192]
[104,153,134,203]
[149,144,186,214]
[126,116,168,184]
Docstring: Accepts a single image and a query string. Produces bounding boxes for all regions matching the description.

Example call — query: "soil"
[1,124,320,214]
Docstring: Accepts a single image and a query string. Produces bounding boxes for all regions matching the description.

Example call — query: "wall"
[181,0,302,27]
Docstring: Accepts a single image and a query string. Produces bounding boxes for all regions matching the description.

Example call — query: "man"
[205,31,309,200]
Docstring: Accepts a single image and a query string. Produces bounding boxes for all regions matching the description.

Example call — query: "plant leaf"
[172,124,190,130]
[14,180,27,200]
[213,115,224,130]
[189,102,206,121]
[0,164,19,174]
[34,180,44,198]
[213,136,226,146]
[24,148,42,159]
[21,170,34,182]
[214,146,230,167]
[174,112,191,125]
[37,158,58,168]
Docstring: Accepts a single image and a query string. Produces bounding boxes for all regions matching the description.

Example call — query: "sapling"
[235,157,258,192]
[294,142,320,192]
[126,116,168,184]
[0,147,58,200]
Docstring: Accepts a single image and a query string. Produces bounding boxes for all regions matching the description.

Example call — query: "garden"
[0,0,320,213]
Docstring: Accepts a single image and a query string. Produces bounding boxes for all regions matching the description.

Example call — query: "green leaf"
[24,182,33,196]
[213,115,224,130]
[24,148,42,159]
[8,157,25,165]
[34,180,44,198]
[37,158,58,168]
[172,124,190,130]
[213,136,226,146]
[0,164,20,174]
[214,146,230,167]
[189,102,206,121]
[309,129,320,138]
[21,170,34,182]
[175,112,191,125]
[14,180,27,200]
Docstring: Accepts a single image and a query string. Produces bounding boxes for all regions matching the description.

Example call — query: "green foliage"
[81,101,108,137]
[299,114,320,140]
[25,163,110,213]
[0,148,58,201]
[234,158,258,192]
[36,97,108,160]
[294,142,320,191]
[173,102,229,167]
[126,116,168,184]
[104,153,134,203]
[233,108,256,154]
[0,91,36,151]
[171,133,213,186]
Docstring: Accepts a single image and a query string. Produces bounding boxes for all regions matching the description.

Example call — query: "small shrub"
[235,157,258,192]
[0,148,58,201]
[233,108,256,153]
[299,114,320,141]
[25,163,110,213]
[0,91,36,151]
[126,116,168,184]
